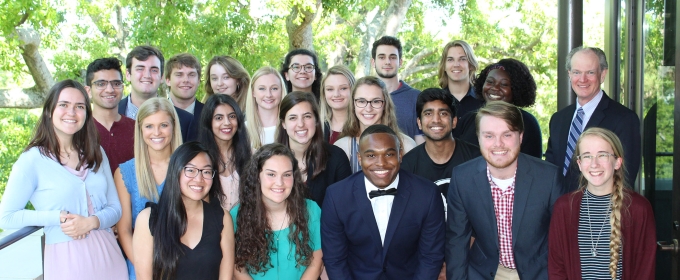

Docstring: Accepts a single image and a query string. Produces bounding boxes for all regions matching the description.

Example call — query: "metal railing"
[0,226,43,251]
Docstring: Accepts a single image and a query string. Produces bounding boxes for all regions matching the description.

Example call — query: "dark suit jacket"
[118,96,194,142]
[446,154,564,280]
[544,91,640,191]
[182,100,203,142]
[322,170,445,280]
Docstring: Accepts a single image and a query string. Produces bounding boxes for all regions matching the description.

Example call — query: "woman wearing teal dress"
[114,98,183,279]
[231,143,323,279]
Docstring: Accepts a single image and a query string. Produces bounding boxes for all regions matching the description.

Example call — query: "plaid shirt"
[487,167,517,269]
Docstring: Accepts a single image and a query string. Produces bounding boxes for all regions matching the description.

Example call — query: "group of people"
[0,34,656,280]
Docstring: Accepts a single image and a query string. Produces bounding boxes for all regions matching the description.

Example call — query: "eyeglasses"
[354,98,385,109]
[577,152,617,164]
[290,64,315,73]
[183,167,215,180]
[92,80,124,90]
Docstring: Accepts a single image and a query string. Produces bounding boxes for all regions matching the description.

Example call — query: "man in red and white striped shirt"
[446,101,565,279]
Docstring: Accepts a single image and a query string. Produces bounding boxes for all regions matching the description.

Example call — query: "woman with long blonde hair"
[319,65,355,144]
[333,76,416,172]
[202,55,250,110]
[245,66,288,149]
[548,127,656,279]
[114,97,183,279]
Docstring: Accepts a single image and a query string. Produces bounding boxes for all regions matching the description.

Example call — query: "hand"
[60,213,96,240]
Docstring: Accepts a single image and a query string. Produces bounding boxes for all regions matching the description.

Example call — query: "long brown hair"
[234,144,312,274]
[26,79,102,172]
[202,55,251,109]
[574,127,629,279]
[276,91,327,180]
[339,76,403,140]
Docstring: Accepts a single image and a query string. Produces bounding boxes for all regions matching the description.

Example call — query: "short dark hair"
[359,124,400,149]
[85,57,123,86]
[371,36,402,59]
[126,45,165,75]
[416,88,457,118]
[475,101,524,136]
[165,53,202,80]
[474,58,537,108]
[280,49,322,98]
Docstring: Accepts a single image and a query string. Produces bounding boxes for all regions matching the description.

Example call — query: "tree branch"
[401,63,438,80]
[286,0,322,50]
[406,70,438,86]
[402,48,435,70]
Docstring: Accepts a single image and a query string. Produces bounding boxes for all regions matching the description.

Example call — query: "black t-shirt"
[401,139,481,196]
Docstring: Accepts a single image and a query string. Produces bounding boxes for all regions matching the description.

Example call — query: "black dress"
[149,200,225,280]
[306,143,352,207]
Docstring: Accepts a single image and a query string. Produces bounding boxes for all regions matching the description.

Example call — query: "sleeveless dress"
[44,160,128,280]
[149,200,225,280]
[119,159,165,280]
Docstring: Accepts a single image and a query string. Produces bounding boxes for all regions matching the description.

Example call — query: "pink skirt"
[44,229,128,280]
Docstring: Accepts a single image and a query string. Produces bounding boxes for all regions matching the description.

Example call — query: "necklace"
[272,214,288,241]
[585,189,611,257]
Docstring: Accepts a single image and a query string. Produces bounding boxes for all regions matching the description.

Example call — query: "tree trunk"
[0,28,54,108]
[355,0,412,78]
[286,0,322,51]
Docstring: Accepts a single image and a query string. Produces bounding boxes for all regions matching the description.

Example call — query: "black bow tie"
[369,188,397,199]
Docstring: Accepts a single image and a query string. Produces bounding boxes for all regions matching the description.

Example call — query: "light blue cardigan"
[0,146,122,244]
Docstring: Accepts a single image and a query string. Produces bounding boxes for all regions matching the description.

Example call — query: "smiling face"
[167,65,199,102]
[126,56,162,98]
[212,104,238,144]
[478,115,522,175]
[418,100,456,141]
[324,74,351,111]
[285,54,315,92]
[253,73,283,111]
[372,45,401,79]
[282,101,317,147]
[577,135,622,193]
[87,69,124,110]
[210,63,239,96]
[359,133,402,188]
[354,84,385,130]
[52,87,88,141]
[445,46,470,83]
[180,152,214,201]
[260,155,294,206]
[569,50,608,105]
[482,68,512,103]
[141,111,174,153]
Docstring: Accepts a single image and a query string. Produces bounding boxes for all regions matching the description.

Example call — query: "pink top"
[219,171,240,210]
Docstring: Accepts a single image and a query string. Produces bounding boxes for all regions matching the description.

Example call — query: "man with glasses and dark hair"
[85,57,135,174]
[371,36,423,143]
[544,46,640,191]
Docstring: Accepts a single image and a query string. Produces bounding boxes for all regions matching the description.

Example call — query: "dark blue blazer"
[118,96,195,142]
[182,100,203,142]
[321,170,445,280]
[446,154,564,280]
[544,91,640,191]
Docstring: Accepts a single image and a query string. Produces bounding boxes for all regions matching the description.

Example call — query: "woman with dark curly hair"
[453,58,543,158]
[231,143,323,279]
[280,49,323,103]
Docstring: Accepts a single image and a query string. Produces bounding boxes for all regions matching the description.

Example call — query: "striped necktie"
[564,107,585,175]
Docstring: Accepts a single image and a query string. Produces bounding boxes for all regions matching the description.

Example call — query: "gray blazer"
[446,153,565,279]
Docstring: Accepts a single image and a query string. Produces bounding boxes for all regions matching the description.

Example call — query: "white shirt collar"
[169,98,196,114]
[575,89,603,126]
[365,174,400,199]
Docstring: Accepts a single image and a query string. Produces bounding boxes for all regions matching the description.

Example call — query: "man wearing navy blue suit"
[544,46,640,191]
[322,124,445,280]
[117,45,194,141]
[446,101,564,279]
[165,53,203,141]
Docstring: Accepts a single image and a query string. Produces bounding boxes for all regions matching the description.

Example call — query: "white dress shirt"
[574,90,603,127]
[364,175,400,245]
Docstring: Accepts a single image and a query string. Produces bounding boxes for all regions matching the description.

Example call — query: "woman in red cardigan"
[548,127,656,280]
